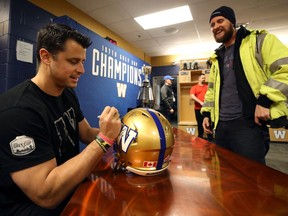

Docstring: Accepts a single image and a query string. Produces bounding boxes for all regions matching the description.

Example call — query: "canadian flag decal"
[143,161,157,168]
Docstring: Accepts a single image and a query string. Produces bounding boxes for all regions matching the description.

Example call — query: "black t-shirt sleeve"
[0,107,55,173]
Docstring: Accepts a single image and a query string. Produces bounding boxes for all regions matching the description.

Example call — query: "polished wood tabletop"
[61,128,288,216]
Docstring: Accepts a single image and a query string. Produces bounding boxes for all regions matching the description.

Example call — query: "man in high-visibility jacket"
[201,6,288,164]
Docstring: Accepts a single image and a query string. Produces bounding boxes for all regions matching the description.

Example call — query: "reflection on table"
[61,128,288,216]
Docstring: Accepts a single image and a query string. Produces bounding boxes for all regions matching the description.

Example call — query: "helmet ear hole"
[141,112,150,118]
[116,108,174,176]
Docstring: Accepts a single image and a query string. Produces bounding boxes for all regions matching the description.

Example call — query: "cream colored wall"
[151,53,213,67]
[151,55,179,67]
[29,0,151,64]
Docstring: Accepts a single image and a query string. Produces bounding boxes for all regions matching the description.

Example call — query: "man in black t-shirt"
[0,23,122,215]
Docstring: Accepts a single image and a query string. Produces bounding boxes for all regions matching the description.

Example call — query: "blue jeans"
[215,118,267,164]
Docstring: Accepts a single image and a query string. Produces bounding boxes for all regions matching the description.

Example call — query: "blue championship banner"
[54,16,149,128]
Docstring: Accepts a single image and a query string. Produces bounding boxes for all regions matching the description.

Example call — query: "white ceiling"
[66,0,288,58]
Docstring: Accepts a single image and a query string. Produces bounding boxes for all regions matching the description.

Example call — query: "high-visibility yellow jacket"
[201,26,288,129]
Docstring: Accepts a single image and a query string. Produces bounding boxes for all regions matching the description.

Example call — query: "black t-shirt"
[0,80,84,215]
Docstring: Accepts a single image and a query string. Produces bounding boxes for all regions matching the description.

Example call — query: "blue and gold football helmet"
[115,108,174,176]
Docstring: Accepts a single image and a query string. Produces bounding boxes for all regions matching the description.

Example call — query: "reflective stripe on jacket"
[201,28,288,129]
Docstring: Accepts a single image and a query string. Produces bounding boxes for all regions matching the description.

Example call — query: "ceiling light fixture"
[134,5,193,30]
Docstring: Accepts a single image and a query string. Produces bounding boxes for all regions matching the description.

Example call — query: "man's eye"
[69,59,78,64]
[218,19,224,24]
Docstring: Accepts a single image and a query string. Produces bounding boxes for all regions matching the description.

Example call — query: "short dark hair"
[36,23,92,63]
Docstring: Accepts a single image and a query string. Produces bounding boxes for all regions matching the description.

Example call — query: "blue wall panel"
[0,79,7,93]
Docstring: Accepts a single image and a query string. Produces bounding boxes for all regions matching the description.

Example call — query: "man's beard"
[214,24,234,43]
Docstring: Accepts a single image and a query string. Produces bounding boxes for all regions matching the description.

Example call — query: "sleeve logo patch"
[10,135,36,156]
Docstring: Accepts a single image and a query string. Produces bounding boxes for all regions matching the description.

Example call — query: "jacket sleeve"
[201,63,216,119]
[258,33,288,104]
[257,33,288,126]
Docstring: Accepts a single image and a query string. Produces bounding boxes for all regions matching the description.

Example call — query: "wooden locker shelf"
[177,69,210,129]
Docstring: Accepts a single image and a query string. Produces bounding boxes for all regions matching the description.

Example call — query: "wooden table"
[61,128,288,216]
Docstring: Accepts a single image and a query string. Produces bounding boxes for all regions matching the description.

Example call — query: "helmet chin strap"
[126,164,170,176]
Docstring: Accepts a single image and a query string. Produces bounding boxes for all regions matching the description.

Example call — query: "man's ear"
[39,48,51,64]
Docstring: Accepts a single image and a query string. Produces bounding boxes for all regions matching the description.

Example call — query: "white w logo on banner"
[117,82,127,98]
[119,125,137,152]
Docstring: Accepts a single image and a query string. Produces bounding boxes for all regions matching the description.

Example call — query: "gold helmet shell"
[116,108,174,176]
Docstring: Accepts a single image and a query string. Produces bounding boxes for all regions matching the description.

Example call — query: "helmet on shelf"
[115,108,174,176]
